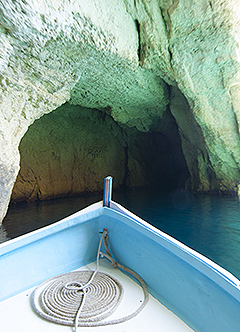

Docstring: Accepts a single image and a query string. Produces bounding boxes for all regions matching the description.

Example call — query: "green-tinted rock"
[12,104,188,202]
[12,105,126,201]
[2,0,240,223]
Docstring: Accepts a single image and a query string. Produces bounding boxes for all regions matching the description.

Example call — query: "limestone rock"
[12,105,127,201]
[170,86,219,192]
[12,104,188,202]
[1,0,240,223]
[165,0,240,192]
[0,0,168,221]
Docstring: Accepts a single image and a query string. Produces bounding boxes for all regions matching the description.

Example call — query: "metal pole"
[103,176,112,207]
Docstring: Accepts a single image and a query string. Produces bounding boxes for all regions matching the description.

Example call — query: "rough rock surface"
[0,0,168,221]
[11,103,188,202]
[12,105,127,201]
[1,0,240,222]
[166,0,240,193]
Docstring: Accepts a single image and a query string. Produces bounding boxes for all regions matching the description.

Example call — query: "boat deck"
[1,259,194,332]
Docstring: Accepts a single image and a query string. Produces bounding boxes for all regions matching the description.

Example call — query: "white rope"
[64,229,107,331]
[31,228,149,330]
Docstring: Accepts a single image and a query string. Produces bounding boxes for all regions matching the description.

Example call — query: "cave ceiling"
[1,0,240,222]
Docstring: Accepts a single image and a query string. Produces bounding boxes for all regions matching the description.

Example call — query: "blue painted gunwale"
[0,200,240,332]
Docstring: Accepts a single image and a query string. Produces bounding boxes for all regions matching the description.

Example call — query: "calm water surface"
[3,189,240,280]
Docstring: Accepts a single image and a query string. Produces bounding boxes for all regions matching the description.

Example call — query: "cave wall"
[1,0,240,221]
[12,103,188,202]
[165,0,240,193]
[0,0,169,221]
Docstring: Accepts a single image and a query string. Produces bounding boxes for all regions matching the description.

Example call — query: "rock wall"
[165,0,240,193]
[11,103,188,202]
[0,0,168,221]
[12,105,127,201]
[1,0,240,222]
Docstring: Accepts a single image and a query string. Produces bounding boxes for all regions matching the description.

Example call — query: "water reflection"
[3,192,102,239]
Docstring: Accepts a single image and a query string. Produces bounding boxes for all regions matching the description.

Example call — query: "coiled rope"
[32,228,149,331]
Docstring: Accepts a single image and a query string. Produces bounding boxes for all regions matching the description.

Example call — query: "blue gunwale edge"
[109,201,240,292]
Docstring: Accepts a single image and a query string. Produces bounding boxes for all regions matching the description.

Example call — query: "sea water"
[3,189,240,280]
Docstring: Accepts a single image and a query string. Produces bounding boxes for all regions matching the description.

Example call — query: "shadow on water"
[2,188,240,281]
[2,192,103,239]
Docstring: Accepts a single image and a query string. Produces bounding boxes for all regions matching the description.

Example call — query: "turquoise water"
[115,190,240,281]
[3,189,240,280]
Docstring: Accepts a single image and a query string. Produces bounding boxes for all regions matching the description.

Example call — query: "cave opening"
[10,102,189,205]
[3,100,190,238]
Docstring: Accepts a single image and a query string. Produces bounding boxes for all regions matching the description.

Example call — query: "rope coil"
[32,271,123,327]
[32,228,149,331]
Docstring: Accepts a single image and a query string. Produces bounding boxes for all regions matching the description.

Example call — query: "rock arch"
[1,0,240,222]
